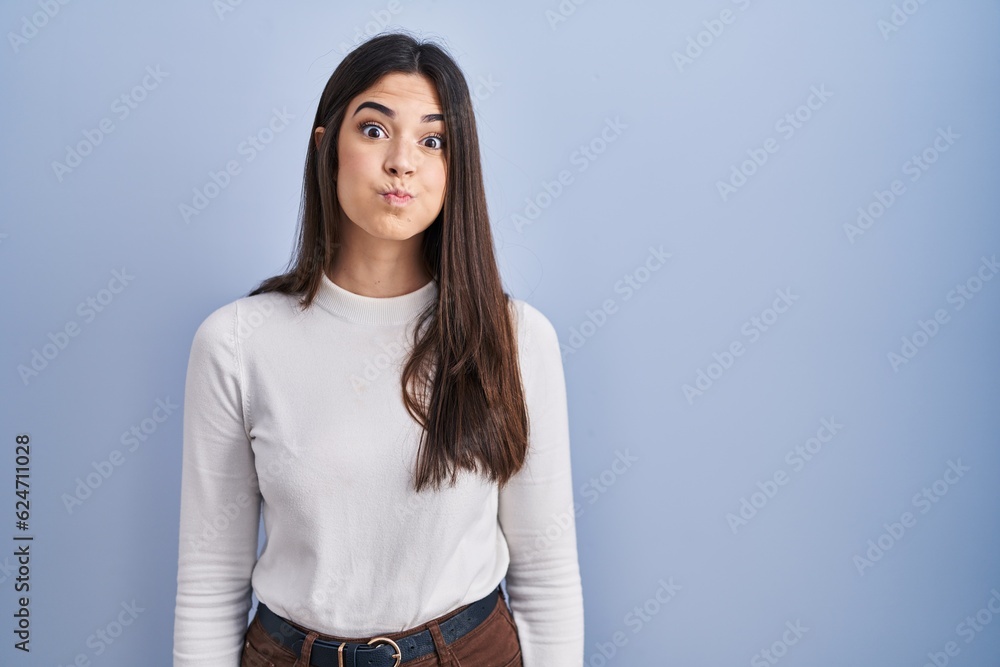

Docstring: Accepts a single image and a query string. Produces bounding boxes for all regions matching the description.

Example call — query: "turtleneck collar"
[312,272,438,326]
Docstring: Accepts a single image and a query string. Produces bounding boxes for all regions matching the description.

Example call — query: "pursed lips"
[381,190,414,205]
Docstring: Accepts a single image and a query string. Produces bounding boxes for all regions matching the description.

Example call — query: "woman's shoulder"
[506,295,562,361]
[187,290,300,350]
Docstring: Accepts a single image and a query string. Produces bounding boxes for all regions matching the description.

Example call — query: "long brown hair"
[248,31,528,493]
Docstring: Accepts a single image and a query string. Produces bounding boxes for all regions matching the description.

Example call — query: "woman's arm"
[498,301,585,667]
[173,301,262,666]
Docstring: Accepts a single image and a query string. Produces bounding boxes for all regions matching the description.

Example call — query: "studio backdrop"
[2,0,998,665]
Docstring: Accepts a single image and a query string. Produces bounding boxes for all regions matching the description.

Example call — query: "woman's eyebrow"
[352,100,444,123]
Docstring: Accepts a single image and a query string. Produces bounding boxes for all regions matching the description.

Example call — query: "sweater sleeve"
[498,301,585,667]
[173,302,261,666]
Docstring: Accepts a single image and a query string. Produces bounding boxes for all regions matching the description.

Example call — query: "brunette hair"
[248,31,528,492]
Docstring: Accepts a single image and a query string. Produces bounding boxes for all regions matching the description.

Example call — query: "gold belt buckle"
[367,636,402,667]
[337,636,402,667]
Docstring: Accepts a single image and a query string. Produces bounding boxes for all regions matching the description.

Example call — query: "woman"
[173,31,584,667]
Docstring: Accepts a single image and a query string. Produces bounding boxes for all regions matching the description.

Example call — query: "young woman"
[173,31,584,667]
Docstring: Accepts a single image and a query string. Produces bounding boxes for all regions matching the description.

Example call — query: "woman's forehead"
[352,72,443,114]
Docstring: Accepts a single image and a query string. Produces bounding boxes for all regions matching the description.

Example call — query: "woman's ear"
[313,126,325,151]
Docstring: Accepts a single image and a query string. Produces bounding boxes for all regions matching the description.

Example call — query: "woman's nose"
[384,139,416,176]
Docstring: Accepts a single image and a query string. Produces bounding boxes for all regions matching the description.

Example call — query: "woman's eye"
[424,136,444,150]
[358,121,384,139]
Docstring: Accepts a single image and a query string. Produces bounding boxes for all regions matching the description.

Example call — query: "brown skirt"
[241,590,523,667]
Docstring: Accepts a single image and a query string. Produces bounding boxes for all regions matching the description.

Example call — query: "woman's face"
[325,72,447,243]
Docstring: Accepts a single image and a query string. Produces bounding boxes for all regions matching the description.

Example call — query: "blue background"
[2,0,999,665]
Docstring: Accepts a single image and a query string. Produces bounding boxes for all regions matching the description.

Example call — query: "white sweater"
[172,273,584,666]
